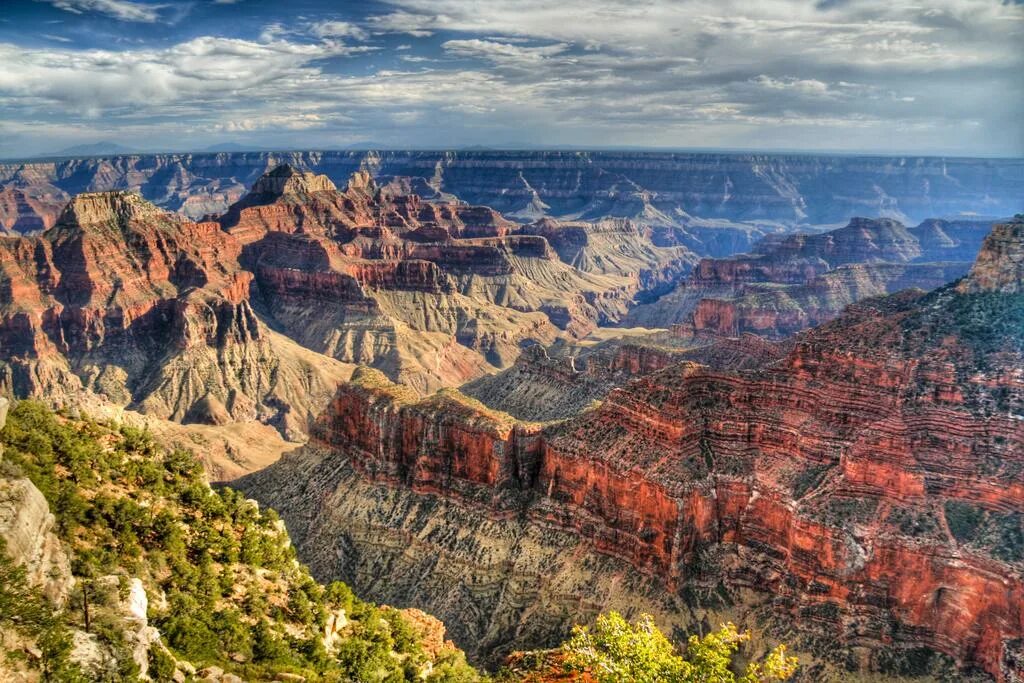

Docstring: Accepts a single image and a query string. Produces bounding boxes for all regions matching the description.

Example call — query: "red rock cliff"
[300,224,1024,680]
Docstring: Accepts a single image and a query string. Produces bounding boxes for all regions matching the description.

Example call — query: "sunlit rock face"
[213,165,694,394]
[0,189,352,439]
[238,221,1024,682]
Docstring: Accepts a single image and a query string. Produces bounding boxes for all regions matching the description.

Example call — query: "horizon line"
[5,146,1024,163]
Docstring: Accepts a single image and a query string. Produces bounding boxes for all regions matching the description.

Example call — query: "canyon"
[0,151,1020,681]
[238,218,1024,682]
[0,163,693,436]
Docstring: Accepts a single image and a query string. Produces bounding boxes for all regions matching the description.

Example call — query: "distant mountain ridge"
[45,141,135,157]
[1,150,1020,236]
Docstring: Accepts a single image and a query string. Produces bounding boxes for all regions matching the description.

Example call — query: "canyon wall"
[238,220,1024,682]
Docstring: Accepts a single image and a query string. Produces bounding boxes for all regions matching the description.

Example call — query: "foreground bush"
[561,611,797,683]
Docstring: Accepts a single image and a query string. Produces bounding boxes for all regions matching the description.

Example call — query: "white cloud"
[215,113,340,132]
[442,39,569,66]
[753,76,831,96]
[3,0,1022,156]
[372,0,1023,69]
[367,11,440,36]
[0,37,350,112]
[390,110,423,124]
[41,0,168,23]
[310,20,369,42]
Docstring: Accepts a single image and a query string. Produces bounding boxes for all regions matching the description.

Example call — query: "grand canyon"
[1,0,1022,681]
[0,150,1020,682]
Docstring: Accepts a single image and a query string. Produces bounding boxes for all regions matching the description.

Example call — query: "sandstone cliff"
[0,191,353,440]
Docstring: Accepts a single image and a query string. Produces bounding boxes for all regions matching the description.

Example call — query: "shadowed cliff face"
[2,151,1020,237]
[237,219,1024,682]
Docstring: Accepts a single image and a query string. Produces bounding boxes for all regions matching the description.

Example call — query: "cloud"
[41,0,168,23]
[3,0,1022,156]
[310,20,369,41]
[390,110,423,124]
[215,112,343,132]
[372,0,1022,69]
[367,11,440,36]
[442,39,569,66]
[753,75,832,96]
[0,36,350,113]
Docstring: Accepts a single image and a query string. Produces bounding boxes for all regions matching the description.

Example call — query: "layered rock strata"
[239,219,1024,681]
[0,190,352,439]
[222,165,694,393]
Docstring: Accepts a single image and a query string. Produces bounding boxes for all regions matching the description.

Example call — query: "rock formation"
[0,190,352,439]
[0,399,74,609]
[238,219,1024,681]
[626,216,995,336]
[219,165,693,393]
[959,218,1024,294]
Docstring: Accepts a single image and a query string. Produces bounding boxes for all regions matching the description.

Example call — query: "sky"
[0,0,1022,158]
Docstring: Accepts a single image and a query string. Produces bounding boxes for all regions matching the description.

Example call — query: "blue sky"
[1,0,1022,157]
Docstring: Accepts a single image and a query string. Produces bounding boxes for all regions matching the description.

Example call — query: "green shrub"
[561,611,797,683]
[2,401,482,682]
[945,501,985,542]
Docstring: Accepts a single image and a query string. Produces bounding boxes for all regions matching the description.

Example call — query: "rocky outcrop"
[226,165,689,393]
[0,398,74,608]
[0,191,353,439]
[238,223,1024,681]
[959,218,1024,294]
[2,151,1020,232]
[0,475,73,607]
